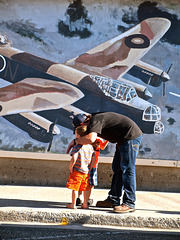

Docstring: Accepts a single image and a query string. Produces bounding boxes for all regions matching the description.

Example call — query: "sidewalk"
[0,185,179,230]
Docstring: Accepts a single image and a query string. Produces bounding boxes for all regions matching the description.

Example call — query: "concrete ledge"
[0,151,179,192]
[0,210,179,229]
[0,151,179,167]
[0,186,179,230]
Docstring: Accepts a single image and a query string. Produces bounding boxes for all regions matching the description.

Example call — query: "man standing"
[67,112,143,213]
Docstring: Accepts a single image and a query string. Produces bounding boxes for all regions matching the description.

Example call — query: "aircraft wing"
[0,78,84,116]
[65,17,171,80]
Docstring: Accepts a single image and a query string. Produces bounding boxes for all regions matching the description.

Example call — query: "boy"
[66,125,96,209]
[76,137,108,206]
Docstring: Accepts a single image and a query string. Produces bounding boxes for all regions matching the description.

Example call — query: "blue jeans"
[108,135,143,208]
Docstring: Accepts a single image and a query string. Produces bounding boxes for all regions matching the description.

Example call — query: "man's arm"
[69,154,77,174]
[66,132,97,154]
[66,140,75,154]
[76,132,97,145]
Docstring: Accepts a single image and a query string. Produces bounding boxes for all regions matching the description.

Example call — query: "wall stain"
[165,105,174,113]
[167,117,176,125]
[3,20,45,43]
[58,0,92,38]
[144,147,151,152]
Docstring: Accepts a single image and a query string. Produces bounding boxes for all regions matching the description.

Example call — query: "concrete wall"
[0,1,180,161]
[0,151,179,192]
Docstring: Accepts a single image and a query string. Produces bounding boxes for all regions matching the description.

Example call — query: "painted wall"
[0,0,179,160]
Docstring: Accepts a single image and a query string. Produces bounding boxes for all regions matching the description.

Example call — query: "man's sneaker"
[88,198,93,206]
[76,198,82,206]
[113,204,135,213]
[96,198,115,208]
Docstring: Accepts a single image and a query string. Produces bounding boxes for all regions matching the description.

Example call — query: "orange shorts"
[66,170,89,191]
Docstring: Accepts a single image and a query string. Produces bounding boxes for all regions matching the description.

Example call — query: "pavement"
[0,185,179,230]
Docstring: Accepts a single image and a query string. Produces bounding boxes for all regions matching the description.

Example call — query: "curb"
[0,210,179,230]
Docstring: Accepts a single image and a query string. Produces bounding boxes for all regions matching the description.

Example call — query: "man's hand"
[66,139,76,154]
[92,139,100,149]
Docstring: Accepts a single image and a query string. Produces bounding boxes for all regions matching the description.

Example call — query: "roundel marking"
[125,34,150,49]
[0,55,6,72]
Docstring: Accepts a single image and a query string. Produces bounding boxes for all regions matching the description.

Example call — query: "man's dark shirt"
[87,112,142,145]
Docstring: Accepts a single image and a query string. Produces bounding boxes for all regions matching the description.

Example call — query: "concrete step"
[0,186,179,230]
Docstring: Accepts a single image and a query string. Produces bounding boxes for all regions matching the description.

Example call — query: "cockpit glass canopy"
[143,105,161,121]
[90,75,137,103]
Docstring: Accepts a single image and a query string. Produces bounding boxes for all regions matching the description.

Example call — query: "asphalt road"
[0,224,179,240]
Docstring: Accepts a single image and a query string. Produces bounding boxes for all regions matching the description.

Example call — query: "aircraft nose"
[53,125,60,135]
[162,71,170,81]
[144,89,152,99]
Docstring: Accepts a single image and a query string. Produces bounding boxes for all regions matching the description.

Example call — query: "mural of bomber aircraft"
[0,17,171,149]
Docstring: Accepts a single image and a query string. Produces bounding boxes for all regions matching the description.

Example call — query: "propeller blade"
[163,82,166,96]
[166,63,173,74]
[46,118,58,152]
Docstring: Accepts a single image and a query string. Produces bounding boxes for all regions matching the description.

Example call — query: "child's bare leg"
[88,185,94,199]
[67,190,77,209]
[82,190,89,209]
[78,190,82,199]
